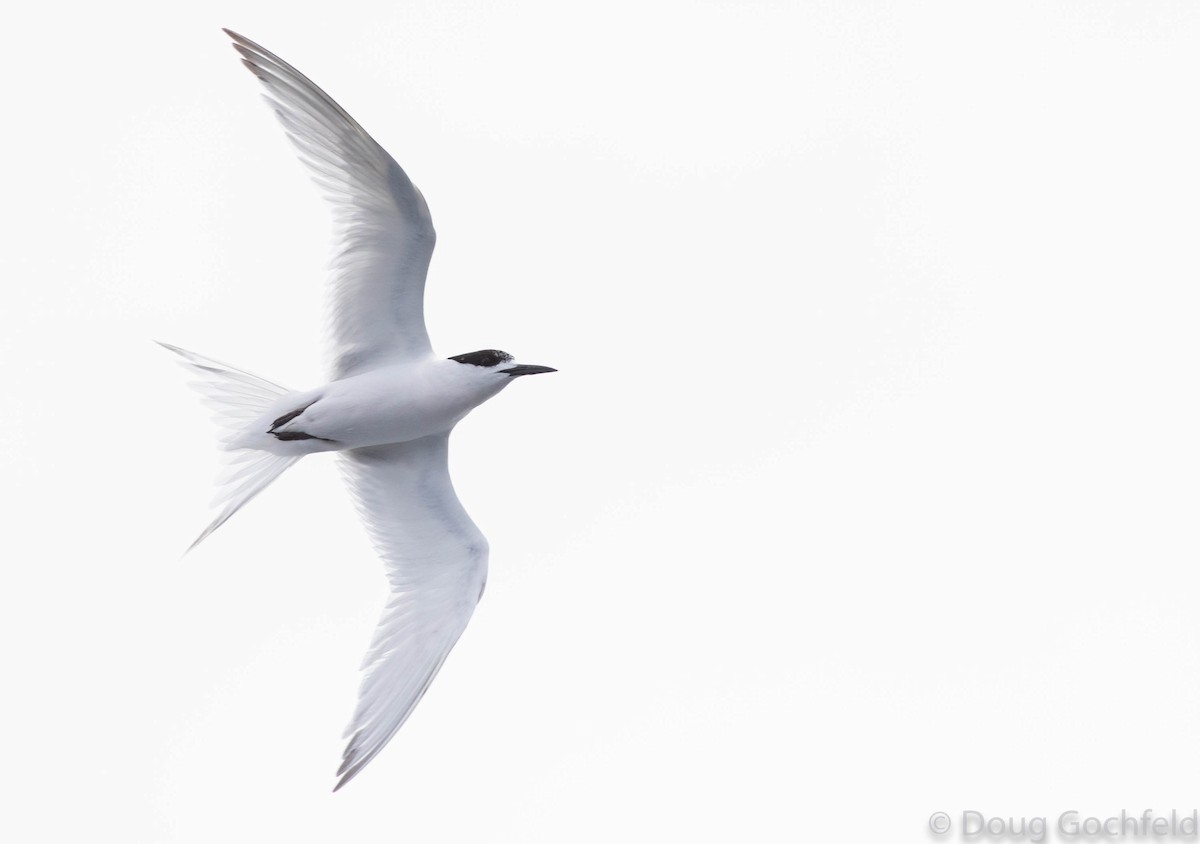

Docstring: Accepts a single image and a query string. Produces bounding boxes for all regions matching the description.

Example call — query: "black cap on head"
[449,349,514,367]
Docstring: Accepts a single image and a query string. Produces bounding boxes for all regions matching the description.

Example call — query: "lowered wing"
[335,435,488,790]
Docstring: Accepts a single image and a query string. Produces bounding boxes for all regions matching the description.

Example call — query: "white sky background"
[4,0,1200,840]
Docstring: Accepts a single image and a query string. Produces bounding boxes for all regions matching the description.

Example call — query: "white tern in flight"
[162,29,556,791]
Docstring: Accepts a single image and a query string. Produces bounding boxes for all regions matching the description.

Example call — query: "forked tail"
[158,342,302,551]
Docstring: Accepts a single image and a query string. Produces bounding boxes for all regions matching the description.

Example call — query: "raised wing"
[335,435,488,790]
[225,30,436,377]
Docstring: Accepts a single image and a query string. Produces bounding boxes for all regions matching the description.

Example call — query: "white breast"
[294,360,496,449]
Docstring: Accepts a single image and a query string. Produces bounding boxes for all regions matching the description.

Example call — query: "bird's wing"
[225,30,436,377]
[335,435,488,790]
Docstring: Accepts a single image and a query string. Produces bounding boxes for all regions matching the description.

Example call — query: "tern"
[162,30,556,791]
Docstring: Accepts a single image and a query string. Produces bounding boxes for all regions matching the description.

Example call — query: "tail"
[158,341,302,552]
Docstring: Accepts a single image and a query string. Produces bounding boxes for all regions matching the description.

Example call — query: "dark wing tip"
[223,29,273,62]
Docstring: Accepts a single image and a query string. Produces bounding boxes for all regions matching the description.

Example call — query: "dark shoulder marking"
[449,349,514,368]
[270,406,308,430]
[272,430,335,442]
[268,401,336,443]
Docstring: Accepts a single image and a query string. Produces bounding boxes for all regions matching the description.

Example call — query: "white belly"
[304,385,469,447]
[255,363,490,453]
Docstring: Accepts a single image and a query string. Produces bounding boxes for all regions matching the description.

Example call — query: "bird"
[161,29,556,791]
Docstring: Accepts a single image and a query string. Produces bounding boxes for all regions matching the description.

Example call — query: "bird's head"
[448,349,557,386]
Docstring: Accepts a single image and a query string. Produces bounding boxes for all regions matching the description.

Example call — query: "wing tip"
[333,755,368,792]
[223,29,273,66]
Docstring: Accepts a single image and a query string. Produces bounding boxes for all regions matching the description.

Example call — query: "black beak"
[499,364,557,378]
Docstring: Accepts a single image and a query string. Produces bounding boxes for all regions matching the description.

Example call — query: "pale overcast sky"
[4,1,1200,841]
